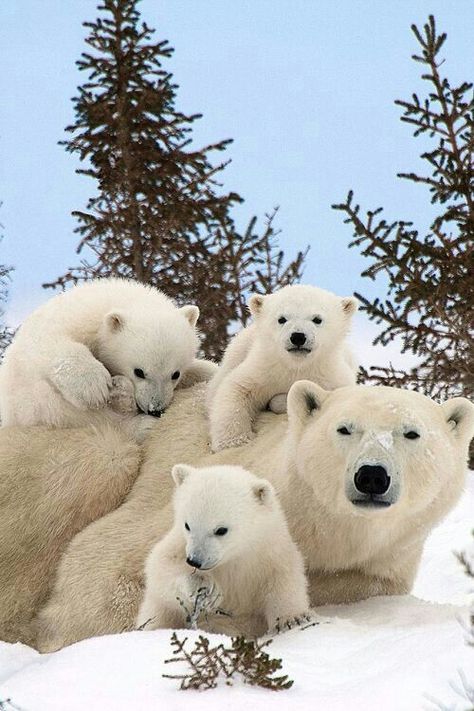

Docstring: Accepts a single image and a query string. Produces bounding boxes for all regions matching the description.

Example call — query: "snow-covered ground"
[1,477,473,711]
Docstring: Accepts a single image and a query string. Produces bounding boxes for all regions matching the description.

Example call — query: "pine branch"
[333,16,474,408]
[163,632,294,691]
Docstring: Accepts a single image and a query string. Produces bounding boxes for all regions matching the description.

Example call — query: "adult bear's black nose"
[148,408,163,418]
[290,331,306,347]
[186,557,202,569]
[354,465,390,496]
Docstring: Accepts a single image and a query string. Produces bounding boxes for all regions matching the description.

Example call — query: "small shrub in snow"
[163,632,293,692]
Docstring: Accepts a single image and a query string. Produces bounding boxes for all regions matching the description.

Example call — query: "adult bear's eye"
[184,522,190,531]
[337,426,351,435]
[313,316,323,325]
[215,527,228,536]
[404,430,420,440]
[171,371,180,381]
[278,316,287,324]
[134,368,145,379]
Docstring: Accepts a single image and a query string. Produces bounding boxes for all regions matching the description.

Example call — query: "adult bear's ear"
[248,293,265,316]
[441,397,474,443]
[287,380,329,432]
[105,311,125,332]
[180,305,200,328]
[341,296,359,317]
[171,463,194,486]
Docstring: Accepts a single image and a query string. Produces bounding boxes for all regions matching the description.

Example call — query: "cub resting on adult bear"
[31,381,474,651]
[137,464,311,637]
[207,284,359,451]
[0,277,216,429]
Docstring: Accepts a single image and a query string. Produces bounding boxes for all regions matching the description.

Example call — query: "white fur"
[136,464,310,636]
[207,284,358,450]
[0,278,213,427]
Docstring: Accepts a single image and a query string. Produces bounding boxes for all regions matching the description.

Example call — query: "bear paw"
[269,611,324,636]
[211,431,255,453]
[109,375,137,415]
[267,393,288,415]
[179,574,223,628]
[52,357,112,410]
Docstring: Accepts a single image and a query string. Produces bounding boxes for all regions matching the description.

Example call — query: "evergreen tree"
[333,16,473,402]
[202,208,308,358]
[47,0,306,360]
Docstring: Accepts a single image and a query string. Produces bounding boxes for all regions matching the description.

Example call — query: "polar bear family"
[0,277,473,648]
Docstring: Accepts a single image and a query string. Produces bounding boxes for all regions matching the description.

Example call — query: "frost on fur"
[207,284,359,451]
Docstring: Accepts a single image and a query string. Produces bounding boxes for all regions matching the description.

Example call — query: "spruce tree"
[202,208,307,358]
[44,0,239,301]
[47,0,307,360]
[333,16,473,402]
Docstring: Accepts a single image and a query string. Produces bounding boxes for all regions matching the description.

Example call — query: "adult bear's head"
[286,381,474,519]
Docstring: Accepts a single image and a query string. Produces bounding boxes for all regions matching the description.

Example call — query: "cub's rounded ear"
[171,463,195,486]
[441,397,474,442]
[252,480,275,506]
[341,296,359,317]
[180,305,200,328]
[105,311,125,332]
[288,380,329,429]
[248,293,265,316]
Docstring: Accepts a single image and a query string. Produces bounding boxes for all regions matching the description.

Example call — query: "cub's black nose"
[290,331,307,347]
[354,465,390,496]
[148,408,163,418]
[186,557,202,569]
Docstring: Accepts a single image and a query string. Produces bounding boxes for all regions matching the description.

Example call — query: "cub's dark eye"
[313,316,323,325]
[404,431,420,440]
[184,522,190,531]
[215,527,228,536]
[278,316,287,325]
[337,426,351,435]
[171,370,180,381]
[134,368,145,379]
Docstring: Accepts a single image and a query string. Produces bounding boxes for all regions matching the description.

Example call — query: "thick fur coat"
[24,381,474,651]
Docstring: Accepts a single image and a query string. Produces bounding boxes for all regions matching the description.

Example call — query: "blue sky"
[1,1,473,366]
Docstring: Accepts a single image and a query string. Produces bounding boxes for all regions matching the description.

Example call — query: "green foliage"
[47,0,307,360]
[334,16,473,401]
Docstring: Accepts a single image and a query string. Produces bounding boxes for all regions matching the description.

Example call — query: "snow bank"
[0,478,472,711]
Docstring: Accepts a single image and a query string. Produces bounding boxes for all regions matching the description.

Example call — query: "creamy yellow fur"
[0,422,141,645]
[30,381,473,652]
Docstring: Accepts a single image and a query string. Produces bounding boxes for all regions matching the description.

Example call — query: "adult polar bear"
[34,381,474,651]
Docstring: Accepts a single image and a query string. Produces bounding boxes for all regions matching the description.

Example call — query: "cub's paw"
[109,375,137,415]
[121,413,159,444]
[269,611,325,636]
[178,359,218,389]
[211,431,255,453]
[180,574,223,627]
[268,393,288,415]
[52,358,112,410]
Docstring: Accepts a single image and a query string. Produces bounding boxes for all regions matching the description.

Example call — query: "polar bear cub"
[0,278,216,428]
[207,283,358,451]
[136,463,311,636]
